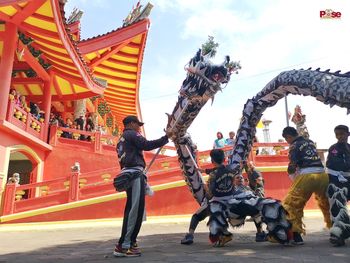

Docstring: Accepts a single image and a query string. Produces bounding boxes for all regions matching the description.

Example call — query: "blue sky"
[65,0,350,150]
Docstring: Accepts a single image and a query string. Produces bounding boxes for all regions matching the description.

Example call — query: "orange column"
[43,79,52,138]
[2,183,16,215]
[68,171,80,202]
[0,22,17,121]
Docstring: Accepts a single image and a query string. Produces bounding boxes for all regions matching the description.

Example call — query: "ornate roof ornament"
[123,1,153,27]
[67,7,83,24]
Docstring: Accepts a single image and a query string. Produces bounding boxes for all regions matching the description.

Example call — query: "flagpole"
[285,96,289,126]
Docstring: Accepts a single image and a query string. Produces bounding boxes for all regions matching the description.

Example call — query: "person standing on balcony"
[326,125,350,246]
[7,173,20,185]
[282,126,331,245]
[113,115,173,257]
[213,132,225,149]
[225,131,236,163]
[75,115,84,130]
[225,131,236,146]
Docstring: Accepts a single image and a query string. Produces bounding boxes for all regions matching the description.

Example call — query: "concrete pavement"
[0,211,349,263]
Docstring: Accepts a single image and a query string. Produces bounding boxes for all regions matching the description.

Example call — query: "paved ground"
[0,212,349,263]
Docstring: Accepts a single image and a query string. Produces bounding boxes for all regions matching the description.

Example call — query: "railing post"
[40,122,45,141]
[49,125,58,146]
[68,171,80,202]
[6,100,14,121]
[94,132,101,153]
[26,112,31,132]
[2,183,16,215]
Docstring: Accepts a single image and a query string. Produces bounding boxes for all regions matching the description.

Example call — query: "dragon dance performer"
[181,150,233,245]
[326,125,350,246]
[206,149,235,246]
[233,173,267,242]
[207,150,291,246]
[244,161,265,198]
[282,126,331,245]
[113,116,173,257]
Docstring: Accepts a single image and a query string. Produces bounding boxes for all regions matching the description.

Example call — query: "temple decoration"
[123,1,153,27]
[291,105,310,139]
[67,7,83,24]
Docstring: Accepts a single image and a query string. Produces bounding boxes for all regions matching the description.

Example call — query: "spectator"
[7,173,20,185]
[86,115,95,131]
[57,115,65,127]
[225,131,236,146]
[225,131,236,163]
[19,95,28,110]
[75,115,84,130]
[62,118,73,139]
[49,113,58,126]
[29,102,41,120]
[213,132,225,149]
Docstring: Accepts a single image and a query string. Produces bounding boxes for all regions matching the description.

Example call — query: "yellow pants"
[282,172,331,234]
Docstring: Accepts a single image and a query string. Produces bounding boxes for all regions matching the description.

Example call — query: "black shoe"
[330,234,345,247]
[181,233,194,245]
[223,230,233,238]
[255,231,267,242]
[292,232,304,245]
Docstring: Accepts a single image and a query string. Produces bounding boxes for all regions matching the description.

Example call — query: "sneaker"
[292,232,304,245]
[127,247,141,256]
[132,241,139,248]
[113,245,127,257]
[213,234,233,247]
[330,234,345,247]
[223,230,233,238]
[255,231,267,242]
[113,245,141,257]
[181,233,194,245]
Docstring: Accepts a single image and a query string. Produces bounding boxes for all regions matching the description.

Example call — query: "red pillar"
[2,183,16,215]
[0,22,17,121]
[68,171,80,202]
[43,79,52,139]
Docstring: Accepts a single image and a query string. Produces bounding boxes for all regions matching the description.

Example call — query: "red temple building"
[0,0,318,225]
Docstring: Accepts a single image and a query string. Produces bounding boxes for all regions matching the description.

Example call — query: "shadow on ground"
[0,230,349,263]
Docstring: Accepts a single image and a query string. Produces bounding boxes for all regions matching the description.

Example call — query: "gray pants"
[118,174,145,249]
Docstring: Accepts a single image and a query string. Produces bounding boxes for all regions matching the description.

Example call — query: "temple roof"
[0,0,107,101]
[0,0,152,129]
[78,18,150,129]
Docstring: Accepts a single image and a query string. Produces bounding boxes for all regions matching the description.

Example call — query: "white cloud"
[140,0,350,151]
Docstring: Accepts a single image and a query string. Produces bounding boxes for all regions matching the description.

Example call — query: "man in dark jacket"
[114,115,173,257]
[282,126,331,245]
[206,149,235,247]
[326,125,350,246]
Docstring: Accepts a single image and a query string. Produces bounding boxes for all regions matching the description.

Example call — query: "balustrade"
[5,99,45,140]
[1,166,119,216]
[48,125,118,154]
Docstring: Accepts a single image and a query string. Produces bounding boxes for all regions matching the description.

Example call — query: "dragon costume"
[166,42,291,244]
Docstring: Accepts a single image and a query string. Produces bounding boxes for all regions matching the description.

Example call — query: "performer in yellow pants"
[283,172,331,235]
[282,127,331,245]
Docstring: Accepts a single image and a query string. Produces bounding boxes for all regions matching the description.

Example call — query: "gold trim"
[1,167,288,223]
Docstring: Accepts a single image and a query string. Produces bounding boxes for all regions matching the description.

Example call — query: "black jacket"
[207,165,235,198]
[117,129,169,169]
[326,142,350,172]
[287,136,323,174]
